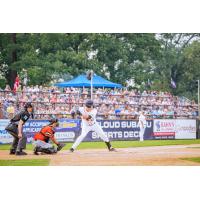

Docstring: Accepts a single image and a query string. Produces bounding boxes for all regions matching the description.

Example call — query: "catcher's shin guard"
[42,147,57,154]
[34,146,43,155]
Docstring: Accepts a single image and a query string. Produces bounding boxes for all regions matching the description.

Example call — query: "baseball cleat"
[33,147,40,155]
[109,147,117,152]
[70,148,74,152]
[15,151,28,156]
[9,149,16,155]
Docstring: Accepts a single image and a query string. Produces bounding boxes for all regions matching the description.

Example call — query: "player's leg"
[70,126,89,151]
[139,128,144,141]
[33,140,57,155]
[5,124,19,154]
[16,132,27,155]
[8,131,19,154]
[93,124,116,151]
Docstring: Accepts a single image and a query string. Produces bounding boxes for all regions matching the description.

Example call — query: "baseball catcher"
[33,118,66,155]
[70,100,116,152]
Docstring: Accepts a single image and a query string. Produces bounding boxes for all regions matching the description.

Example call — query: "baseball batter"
[138,110,147,141]
[70,100,116,152]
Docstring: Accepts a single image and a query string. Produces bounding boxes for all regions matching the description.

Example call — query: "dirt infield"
[1,144,200,165]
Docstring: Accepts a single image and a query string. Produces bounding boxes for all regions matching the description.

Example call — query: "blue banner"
[0,119,153,144]
[0,119,197,144]
[84,120,153,141]
[23,119,81,143]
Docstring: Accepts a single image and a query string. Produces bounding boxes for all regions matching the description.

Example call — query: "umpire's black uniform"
[5,103,33,155]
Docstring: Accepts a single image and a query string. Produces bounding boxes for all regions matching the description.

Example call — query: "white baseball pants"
[139,127,145,141]
[72,123,109,149]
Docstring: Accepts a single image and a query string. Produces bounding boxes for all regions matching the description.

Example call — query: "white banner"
[153,119,176,137]
[175,119,196,139]
[55,132,75,142]
[0,119,13,144]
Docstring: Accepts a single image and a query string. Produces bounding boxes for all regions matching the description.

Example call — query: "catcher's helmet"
[85,100,94,108]
[49,118,59,126]
[24,102,33,110]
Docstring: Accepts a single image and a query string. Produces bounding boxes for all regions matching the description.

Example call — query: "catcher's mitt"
[57,143,66,151]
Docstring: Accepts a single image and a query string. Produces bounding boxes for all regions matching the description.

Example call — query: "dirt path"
[1,144,200,166]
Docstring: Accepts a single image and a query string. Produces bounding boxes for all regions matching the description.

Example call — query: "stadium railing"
[31,113,197,120]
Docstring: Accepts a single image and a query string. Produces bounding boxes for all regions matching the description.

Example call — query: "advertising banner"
[0,118,197,144]
[153,119,176,139]
[0,119,80,144]
[23,119,81,143]
[175,119,196,139]
[0,119,13,144]
[84,120,154,141]
[197,119,200,139]
[55,119,81,142]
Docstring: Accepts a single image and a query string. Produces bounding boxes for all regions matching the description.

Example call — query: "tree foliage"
[0,33,200,100]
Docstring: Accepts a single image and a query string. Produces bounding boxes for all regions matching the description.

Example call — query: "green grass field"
[0,159,50,166]
[0,139,200,151]
[0,140,200,166]
[181,157,200,164]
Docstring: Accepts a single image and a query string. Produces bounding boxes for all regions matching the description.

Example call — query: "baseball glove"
[57,143,66,151]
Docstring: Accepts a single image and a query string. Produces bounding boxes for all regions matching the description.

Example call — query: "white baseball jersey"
[139,114,146,129]
[79,107,97,126]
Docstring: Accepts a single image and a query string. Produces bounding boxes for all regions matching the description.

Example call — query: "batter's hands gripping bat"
[86,115,92,120]
[71,106,82,119]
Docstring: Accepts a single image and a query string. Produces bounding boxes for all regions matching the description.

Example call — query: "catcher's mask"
[49,118,59,127]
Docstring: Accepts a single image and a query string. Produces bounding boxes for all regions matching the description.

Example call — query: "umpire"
[5,102,34,155]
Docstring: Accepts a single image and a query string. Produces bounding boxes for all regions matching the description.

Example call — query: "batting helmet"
[85,100,94,108]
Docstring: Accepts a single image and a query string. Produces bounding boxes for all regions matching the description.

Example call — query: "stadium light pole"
[90,70,94,100]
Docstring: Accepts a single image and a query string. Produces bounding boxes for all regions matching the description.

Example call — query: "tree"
[178,41,200,100]
[0,33,18,89]
[87,33,161,85]
[2,32,199,102]
[154,33,200,95]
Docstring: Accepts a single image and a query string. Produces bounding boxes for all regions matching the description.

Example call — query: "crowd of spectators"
[0,85,198,120]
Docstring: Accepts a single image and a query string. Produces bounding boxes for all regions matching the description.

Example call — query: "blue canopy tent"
[55,74,122,88]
